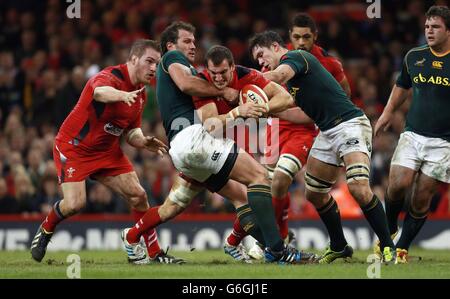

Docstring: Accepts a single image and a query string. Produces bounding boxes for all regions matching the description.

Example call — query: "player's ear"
[130,54,139,65]
[166,42,175,51]
[272,42,279,52]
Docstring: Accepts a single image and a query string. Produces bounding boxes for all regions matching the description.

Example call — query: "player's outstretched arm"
[126,128,169,156]
[263,64,296,85]
[374,85,410,136]
[93,86,145,106]
[168,63,239,101]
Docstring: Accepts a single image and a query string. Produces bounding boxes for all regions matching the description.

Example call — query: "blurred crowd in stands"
[0,0,449,216]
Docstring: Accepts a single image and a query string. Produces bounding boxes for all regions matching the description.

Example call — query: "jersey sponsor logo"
[414,58,426,66]
[432,61,443,69]
[413,73,450,86]
[211,151,221,161]
[104,123,124,136]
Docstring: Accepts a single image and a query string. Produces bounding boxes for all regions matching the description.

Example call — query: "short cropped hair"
[249,31,286,56]
[426,5,450,29]
[290,13,317,33]
[205,45,234,66]
[128,39,160,61]
[160,21,196,54]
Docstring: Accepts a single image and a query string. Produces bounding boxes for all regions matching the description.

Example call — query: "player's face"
[135,48,161,84]
[425,16,449,49]
[252,45,278,70]
[290,26,317,51]
[175,29,196,63]
[207,59,235,89]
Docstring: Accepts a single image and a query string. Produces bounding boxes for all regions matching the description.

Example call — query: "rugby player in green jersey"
[249,31,396,264]
[375,5,450,264]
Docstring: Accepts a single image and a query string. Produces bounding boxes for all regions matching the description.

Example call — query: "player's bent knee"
[250,166,270,185]
[304,172,334,194]
[63,197,86,215]
[276,154,302,181]
[168,183,200,208]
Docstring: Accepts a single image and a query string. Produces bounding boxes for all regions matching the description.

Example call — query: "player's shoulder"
[198,69,210,81]
[90,64,125,82]
[235,65,253,79]
[313,45,341,64]
[162,50,188,62]
[404,44,430,61]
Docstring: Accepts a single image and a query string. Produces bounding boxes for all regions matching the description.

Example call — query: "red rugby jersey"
[56,64,146,154]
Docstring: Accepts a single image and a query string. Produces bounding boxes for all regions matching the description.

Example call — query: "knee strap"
[346,163,370,183]
[304,172,335,193]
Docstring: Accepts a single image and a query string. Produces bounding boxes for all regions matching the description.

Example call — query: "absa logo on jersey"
[413,73,450,86]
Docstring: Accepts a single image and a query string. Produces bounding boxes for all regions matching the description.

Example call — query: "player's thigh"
[420,134,450,184]
[410,172,441,213]
[228,149,268,186]
[217,179,248,208]
[97,171,145,199]
[388,164,417,195]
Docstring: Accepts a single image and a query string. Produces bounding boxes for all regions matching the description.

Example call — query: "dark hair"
[160,21,196,54]
[128,39,160,61]
[290,13,317,33]
[205,45,234,66]
[426,5,450,29]
[248,31,286,57]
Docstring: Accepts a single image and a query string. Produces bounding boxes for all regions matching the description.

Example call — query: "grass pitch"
[1,248,450,279]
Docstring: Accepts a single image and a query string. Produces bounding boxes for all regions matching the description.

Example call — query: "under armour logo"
[67,167,76,178]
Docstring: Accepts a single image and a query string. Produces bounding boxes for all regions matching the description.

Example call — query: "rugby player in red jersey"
[288,13,351,96]
[31,40,183,264]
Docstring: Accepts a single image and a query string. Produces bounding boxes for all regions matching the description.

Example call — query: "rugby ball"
[239,84,269,105]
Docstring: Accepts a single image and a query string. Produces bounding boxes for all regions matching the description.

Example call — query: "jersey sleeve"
[161,50,190,72]
[90,71,122,90]
[396,55,412,89]
[279,51,308,75]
